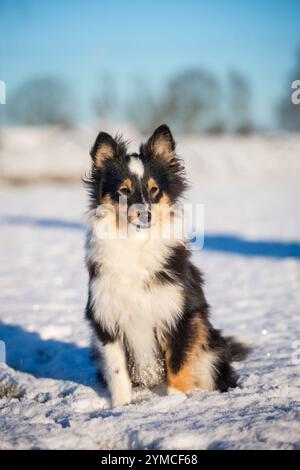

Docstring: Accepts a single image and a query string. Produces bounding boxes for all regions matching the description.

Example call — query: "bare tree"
[125,78,164,134]
[93,72,117,122]
[228,70,253,134]
[164,69,221,133]
[278,49,300,131]
[7,76,75,126]
[125,69,221,135]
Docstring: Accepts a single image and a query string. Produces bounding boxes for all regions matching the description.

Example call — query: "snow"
[1,125,300,184]
[0,130,300,449]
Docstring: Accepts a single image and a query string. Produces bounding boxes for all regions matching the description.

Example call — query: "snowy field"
[0,131,300,449]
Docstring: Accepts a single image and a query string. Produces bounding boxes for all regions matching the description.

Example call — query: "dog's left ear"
[146,124,176,162]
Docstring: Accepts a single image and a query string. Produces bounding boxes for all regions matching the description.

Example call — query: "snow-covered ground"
[0,131,300,449]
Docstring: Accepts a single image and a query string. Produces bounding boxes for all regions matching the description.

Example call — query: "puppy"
[84,124,249,407]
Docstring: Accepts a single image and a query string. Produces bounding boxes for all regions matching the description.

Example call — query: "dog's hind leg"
[165,315,217,394]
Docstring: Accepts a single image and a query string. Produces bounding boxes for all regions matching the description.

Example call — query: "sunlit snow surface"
[0,135,300,449]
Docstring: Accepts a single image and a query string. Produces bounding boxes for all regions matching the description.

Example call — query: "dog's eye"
[119,186,131,195]
[150,186,159,197]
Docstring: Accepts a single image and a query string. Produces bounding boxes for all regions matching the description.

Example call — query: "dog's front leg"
[103,340,132,408]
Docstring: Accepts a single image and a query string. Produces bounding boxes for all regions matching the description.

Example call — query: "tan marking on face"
[119,178,132,193]
[100,193,114,205]
[100,194,124,229]
[159,192,171,206]
[150,192,172,236]
[147,177,159,195]
[166,316,216,393]
[127,209,140,224]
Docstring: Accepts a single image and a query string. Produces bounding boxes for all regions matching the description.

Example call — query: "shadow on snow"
[1,214,300,259]
[0,322,98,387]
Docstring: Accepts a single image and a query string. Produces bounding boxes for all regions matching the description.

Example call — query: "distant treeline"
[2,50,300,134]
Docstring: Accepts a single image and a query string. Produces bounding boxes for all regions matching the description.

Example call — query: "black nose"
[139,210,151,225]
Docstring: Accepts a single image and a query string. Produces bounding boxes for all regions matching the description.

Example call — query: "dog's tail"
[225,336,252,361]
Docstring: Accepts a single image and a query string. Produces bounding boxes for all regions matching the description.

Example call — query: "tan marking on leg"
[166,349,194,393]
[193,350,217,391]
[166,316,217,393]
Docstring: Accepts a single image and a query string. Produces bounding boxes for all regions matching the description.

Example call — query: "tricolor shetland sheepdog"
[84,124,250,407]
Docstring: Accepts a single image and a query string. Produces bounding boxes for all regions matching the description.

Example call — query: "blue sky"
[0,0,300,127]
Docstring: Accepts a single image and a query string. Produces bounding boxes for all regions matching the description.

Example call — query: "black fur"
[157,245,243,391]
[83,125,188,211]
[84,124,251,394]
[85,288,116,345]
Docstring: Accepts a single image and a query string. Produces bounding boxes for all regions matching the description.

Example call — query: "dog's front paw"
[111,384,132,408]
[111,393,131,408]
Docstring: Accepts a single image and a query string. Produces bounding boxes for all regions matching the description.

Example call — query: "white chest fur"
[87,226,184,380]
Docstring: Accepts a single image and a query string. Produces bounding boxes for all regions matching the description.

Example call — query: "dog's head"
[86,124,187,231]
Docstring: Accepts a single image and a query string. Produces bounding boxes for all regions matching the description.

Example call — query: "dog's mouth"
[130,220,151,231]
[128,210,152,230]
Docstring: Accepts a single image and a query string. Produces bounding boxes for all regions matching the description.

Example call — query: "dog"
[84,124,250,407]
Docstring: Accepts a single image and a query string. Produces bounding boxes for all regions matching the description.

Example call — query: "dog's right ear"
[90,132,117,168]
